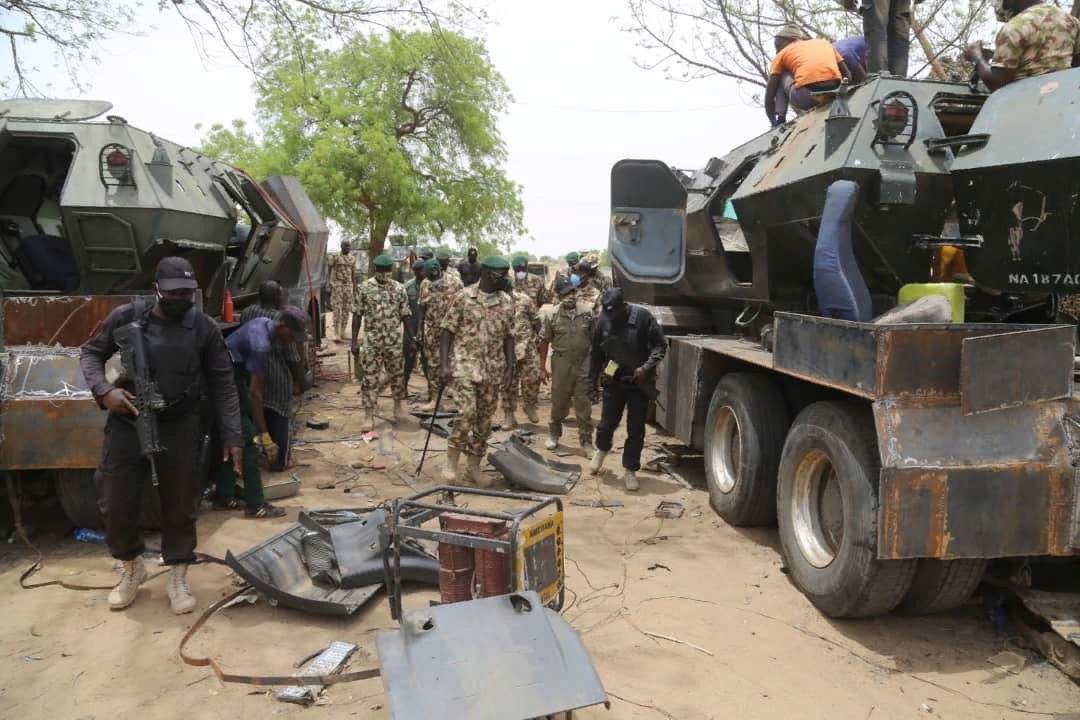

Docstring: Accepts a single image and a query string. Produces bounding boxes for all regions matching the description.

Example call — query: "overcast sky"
[24,0,765,257]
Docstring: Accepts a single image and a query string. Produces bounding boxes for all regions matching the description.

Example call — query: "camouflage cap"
[511,253,529,268]
[565,251,580,264]
[481,255,510,270]
[583,252,600,265]
[776,23,806,40]
[423,258,442,275]
[436,248,452,260]
[373,254,394,269]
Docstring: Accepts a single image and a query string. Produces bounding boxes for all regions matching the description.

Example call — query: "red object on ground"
[437,513,512,603]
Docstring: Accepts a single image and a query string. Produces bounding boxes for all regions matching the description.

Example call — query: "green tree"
[2,0,487,95]
[198,26,524,274]
[620,0,999,92]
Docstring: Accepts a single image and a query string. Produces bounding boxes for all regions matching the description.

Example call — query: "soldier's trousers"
[331,286,353,340]
[422,329,450,403]
[404,334,430,396]
[448,379,499,457]
[96,409,202,565]
[860,0,912,77]
[501,348,540,413]
[359,342,406,409]
[548,350,593,444]
[595,382,650,472]
[216,364,266,510]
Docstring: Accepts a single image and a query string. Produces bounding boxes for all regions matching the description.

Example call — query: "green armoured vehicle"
[612,69,1080,674]
[0,98,329,530]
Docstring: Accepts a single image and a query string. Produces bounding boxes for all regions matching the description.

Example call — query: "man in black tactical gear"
[458,246,482,286]
[587,288,668,491]
[80,256,244,615]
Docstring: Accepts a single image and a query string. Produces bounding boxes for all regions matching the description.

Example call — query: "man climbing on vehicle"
[765,25,852,127]
[963,0,1080,91]
[840,0,926,78]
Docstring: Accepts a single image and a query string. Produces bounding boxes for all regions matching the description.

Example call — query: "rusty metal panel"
[873,400,1070,469]
[0,347,116,469]
[878,465,1076,559]
[0,399,105,469]
[960,326,1075,415]
[2,295,139,347]
[772,313,876,398]
[875,327,968,400]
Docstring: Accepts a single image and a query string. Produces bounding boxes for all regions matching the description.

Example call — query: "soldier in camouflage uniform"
[439,256,515,486]
[351,254,413,431]
[512,253,550,308]
[328,241,358,343]
[499,278,542,428]
[549,250,580,300]
[540,277,597,454]
[573,257,604,314]
[580,252,612,295]
[437,248,465,291]
[418,258,457,411]
[964,0,1080,91]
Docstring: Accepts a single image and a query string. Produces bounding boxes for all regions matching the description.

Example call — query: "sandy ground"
[3,332,1080,720]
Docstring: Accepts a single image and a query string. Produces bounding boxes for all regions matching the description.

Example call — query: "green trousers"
[216,364,265,509]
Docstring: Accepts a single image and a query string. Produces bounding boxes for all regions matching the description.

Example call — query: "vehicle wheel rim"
[709,406,741,494]
[790,448,844,568]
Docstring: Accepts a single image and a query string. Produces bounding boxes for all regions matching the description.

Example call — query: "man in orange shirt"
[765,25,852,127]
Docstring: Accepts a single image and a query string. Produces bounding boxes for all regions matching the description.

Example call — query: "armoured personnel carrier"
[0,98,329,530]
[610,69,1080,671]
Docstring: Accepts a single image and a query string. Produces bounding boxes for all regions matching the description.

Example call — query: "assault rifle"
[114,321,167,486]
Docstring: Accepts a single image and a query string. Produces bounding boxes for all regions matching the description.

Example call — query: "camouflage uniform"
[515,271,550,308]
[419,276,458,402]
[500,290,542,420]
[575,282,603,314]
[443,263,464,291]
[580,253,612,296]
[442,284,514,458]
[353,276,411,409]
[542,297,597,448]
[992,5,1080,80]
[328,251,358,341]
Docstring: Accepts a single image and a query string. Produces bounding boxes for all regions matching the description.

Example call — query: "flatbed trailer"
[652,310,1080,672]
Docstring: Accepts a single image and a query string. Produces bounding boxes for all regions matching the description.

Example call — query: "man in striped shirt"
[237,281,303,472]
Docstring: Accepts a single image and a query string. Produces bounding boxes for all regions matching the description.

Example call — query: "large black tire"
[704,373,789,527]
[55,469,163,531]
[776,401,916,618]
[895,559,988,615]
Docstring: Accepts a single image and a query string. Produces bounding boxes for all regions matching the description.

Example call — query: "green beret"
[511,253,528,268]
[565,251,580,264]
[423,258,441,275]
[373,254,394,269]
[436,248,451,260]
[481,255,510,270]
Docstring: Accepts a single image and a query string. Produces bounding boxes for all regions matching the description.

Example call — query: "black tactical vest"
[132,299,203,411]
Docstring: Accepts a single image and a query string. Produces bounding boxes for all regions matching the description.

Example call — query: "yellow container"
[897,283,965,323]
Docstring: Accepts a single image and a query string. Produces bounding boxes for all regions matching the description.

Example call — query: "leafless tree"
[619,0,997,96]
[1,0,489,96]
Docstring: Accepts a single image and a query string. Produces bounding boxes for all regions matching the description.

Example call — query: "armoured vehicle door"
[610,160,687,283]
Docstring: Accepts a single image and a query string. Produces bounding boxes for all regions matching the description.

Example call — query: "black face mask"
[158,296,193,319]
